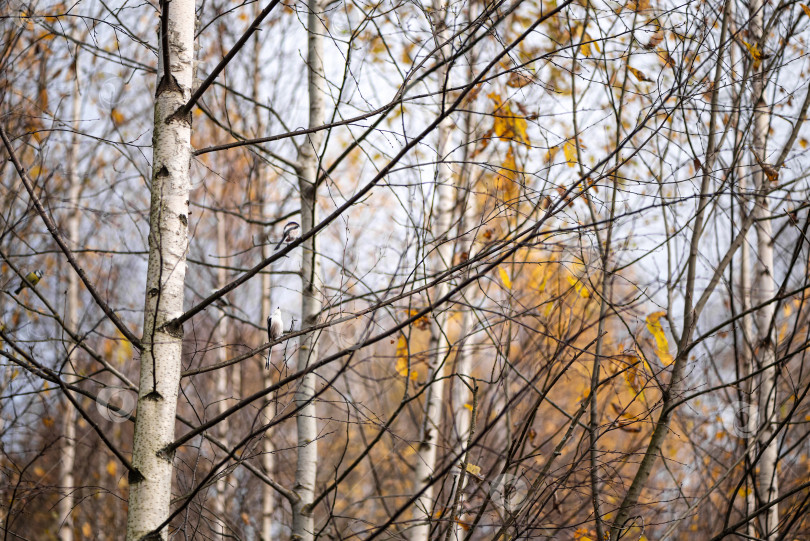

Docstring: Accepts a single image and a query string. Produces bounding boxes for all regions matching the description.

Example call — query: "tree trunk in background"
[732,56,758,538]
[253,11,276,537]
[292,0,325,538]
[448,33,478,540]
[749,0,778,537]
[261,262,276,541]
[125,0,196,538]
[214,215,231,539]
[410,4,454,539]
[58,60,83,541]
[739,142,758,541]
[448,189,475,541]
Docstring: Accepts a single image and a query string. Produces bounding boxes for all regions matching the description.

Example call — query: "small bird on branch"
[266,306,284,369]
[275,221,300,250]
[13,270,43,295]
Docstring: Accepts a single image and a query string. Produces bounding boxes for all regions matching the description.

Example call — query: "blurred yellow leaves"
[740,40,765,68]
[565,274,590,298]
[802,4,810,17]
[407,310,431,331]
[645,311,673,365]
[573,527,594,541]
[498,266,512,289]
[563,139,577,167]
[572,25,600,57]
[395,335,417,380]
[627,65,651,82]
[111,109,125,125]
[494,147,521,202]
[489,93,529,144]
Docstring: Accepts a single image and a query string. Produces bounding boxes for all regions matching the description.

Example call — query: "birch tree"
[125,0,196,537]
[292,0,326,538]
[3,0,810,539]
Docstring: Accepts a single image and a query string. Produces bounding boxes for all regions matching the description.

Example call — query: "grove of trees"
[1,0,809,539]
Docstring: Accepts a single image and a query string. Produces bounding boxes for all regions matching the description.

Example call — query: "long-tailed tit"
[274,221,300,250]
[266,306,284,369]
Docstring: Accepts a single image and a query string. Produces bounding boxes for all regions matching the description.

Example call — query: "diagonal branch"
[169,0,282,121]
[0,124,143,350]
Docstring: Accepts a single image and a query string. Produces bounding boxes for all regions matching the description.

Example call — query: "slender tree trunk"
[727,21,759,535]
[739,139,759,541]
[125,0,196,538]
[608,2,732,536]
[261,265,276,541]
[58,61,83,541]
[214,214,231,539]
[292,0,325,538]
[253,12,276,538]
[410,5,454,539]
[750,0,778,529]
[448,35,478,540]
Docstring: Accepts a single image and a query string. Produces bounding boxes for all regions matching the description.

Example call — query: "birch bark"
[750,0,779,532]
[409,4,454,538]
[125,0,196,538]
[58,63,83,541]
[292,0,326,538]
[214,214,231,539]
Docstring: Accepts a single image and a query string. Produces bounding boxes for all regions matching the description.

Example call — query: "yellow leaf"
[33,466,46,477]
[498,266,512,289]
[111,108,125,125]
[106,460,117,477]
[580,33,592,56]
[494,147,520,202]
[802,4,810,18]
[563,139,577,167]
[463,403,473,411]
[465,463,482,475]
[800,138,808,149]
[489,93,529,144]
[395,335,417,380]
[741,40,763,68]
[627,66,651,82]
[82,522,92,537]
[645,311,674,365]
[566,274,589,297]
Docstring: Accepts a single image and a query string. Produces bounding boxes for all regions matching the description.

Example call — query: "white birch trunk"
[254,15,276,538]
[728,19,759,534]
[214,215,231,539]
[410,5,454,538]
[292,0,326,538]
[58,69,83,541]
[125,0,196,537]
[749,0,778,536]
[740,169,759,540]
[448,44,478,541]
[261,265,276,541]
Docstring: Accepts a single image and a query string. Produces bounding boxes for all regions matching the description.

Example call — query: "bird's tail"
[265,346,272,369]
[274,238,285,250]
[12,285,21,295]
